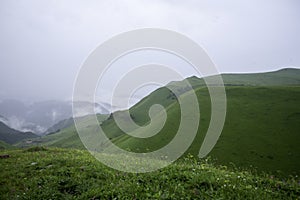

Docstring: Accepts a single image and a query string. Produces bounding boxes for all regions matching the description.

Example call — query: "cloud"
[0,0,299,102]
[0,115,47,133]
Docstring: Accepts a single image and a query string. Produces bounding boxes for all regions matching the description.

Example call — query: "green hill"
[26,68,300,175]
[221,68,300,86]
[112,86,300,175]
[0,140,15,150]
[105,68,300,175]
[44,117,75,135]
[185,68,300,87]
[0,147,299,199]
[0,121,38,144]
[17,115,109,149]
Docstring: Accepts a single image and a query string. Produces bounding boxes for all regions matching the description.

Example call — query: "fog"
[0,0,299,103]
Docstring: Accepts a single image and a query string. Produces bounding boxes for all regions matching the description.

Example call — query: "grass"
[19,86,300,176]
[0,147,299,199]
[16,115,109,149]
[111,86,300,176]
[0,140,15,150]
[16,69,300,177]
[2,69,300,199]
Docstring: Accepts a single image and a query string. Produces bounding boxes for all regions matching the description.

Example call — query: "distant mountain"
[0,115,8,123]
[0,121,38,144]
[0,100,110,134]
[17,114,109,149]
[44,117,75,135]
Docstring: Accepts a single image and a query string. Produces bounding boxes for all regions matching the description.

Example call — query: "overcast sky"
[0,0,299,103]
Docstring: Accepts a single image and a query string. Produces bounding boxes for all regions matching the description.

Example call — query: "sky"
[0,0,299,104]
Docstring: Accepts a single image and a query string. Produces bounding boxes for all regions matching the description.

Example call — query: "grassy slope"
[26,68,300,175]
[108,68,300,175]
[0,147,299,199]
[205,86,300,175]
[171,68,300,87]
[44,117,75,135]
[112,86,300,175]
[221,68,300,86]
[0,140,15,150]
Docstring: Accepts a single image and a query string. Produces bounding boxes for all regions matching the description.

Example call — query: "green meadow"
[2,68,300,199]
[0,147,299,199]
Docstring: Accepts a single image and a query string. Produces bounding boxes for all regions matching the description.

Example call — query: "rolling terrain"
[110,86,300,175]
[17,115,109,149]
[1,68,300,199]
[19,68,300,175]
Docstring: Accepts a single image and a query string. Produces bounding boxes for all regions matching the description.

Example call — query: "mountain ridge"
[0,121,38,144]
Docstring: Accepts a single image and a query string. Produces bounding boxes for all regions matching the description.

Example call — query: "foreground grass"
[0,147,299,199]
